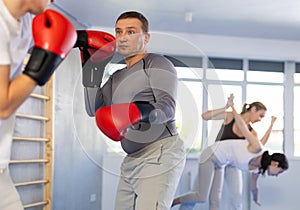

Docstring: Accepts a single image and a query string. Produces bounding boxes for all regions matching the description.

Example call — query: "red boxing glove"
[74,30,116,116]
[24,9,77,86]
[95,102,155,141]
[74,30,116,87]
[75,30,116,64]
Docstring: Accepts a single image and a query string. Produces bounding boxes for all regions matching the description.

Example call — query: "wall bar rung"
[13,136,49,142]
[16,113,49,121]
[24,201,48,209]
[30,93,49,100]
[10,159,49,164]
[15,180,49,187]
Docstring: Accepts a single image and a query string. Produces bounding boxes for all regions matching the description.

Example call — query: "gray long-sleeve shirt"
[95,53,178,153]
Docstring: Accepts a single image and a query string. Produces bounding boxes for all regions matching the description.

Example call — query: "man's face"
[115,18,149,57]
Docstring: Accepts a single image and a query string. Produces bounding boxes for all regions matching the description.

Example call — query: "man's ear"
[144,33,150,44]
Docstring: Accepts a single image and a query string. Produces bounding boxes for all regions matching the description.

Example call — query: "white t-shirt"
[0,0,32,169]
[209,140,264,171]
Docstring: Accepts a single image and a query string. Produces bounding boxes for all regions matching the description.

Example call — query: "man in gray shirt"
[94,11,186,210]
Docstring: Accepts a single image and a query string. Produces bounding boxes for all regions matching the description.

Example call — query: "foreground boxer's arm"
[74,30,116,116]
[0,65,36,119]
[0,9,76,119]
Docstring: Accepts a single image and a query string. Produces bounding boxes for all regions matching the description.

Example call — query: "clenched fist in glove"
[95,102,155,141]
[74,30,116,88]
[23,9,77,86]
[74,30,116,116]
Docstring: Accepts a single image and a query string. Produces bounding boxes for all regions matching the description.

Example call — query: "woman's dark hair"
[259,151,289,175]
[116,11,149,33]
[240,101,267,114]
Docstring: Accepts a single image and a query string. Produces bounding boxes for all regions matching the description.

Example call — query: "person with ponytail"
[172,96,289,209]
[199,94,275,210]
[250,150,289,206]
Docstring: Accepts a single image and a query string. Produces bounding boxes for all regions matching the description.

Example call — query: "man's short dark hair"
[116,11,149,33]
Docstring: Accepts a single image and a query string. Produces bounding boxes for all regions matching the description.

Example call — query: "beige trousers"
[114,136,186,210]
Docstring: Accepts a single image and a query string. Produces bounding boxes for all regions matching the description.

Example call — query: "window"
[176,66,203,80]
[294,72,300,83]
[104,56,293,157]
[206,84,242,146]
[294,86,300,156]
[207,58,244,81]
[176,80,202,152]
[247,84,284,153]
[201,59,285,154]
[206,69,244,81]
[204,58,245,148]
[247,61,284,153]
[248,60,284,83]
[247,71,283,83]
[176,63,203,152]
[294,67,300,156]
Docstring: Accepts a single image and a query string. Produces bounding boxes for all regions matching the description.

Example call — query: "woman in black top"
[201,94,276,209]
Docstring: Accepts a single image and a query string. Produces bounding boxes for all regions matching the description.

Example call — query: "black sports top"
[215,118,252,141]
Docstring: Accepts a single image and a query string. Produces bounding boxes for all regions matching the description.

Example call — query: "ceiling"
[52,0,300,41]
